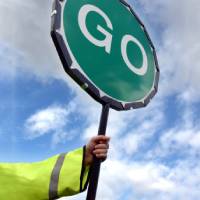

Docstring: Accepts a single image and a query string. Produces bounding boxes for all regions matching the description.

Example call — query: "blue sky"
[0,0,200,200]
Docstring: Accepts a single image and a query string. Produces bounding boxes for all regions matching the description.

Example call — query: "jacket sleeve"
[0,146,90,200]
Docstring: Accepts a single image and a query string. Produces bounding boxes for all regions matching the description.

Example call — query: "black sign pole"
[86,103,110,200]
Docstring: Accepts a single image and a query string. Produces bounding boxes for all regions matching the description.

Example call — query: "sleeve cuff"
[80,145,91,192]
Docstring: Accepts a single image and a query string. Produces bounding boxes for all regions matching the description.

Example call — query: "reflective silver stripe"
[49,153,66,200]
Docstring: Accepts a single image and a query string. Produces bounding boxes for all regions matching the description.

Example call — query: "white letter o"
[121,35,148,76]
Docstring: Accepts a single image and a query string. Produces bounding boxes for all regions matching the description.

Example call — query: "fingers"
[93,150,107,159]
[96,154,107,160]
[92,139,110,161]
[91,135,110,144]
[93,148,108,155]
[95,143,109,149]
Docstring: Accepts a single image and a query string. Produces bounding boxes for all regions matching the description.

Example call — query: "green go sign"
[51,0,159,111]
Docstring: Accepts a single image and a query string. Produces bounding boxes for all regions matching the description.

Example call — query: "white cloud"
[58,160,176,200]
[59,156,200,200]
[146,102,200,161]
[0,0,67,81]
[151,127,200,160]
[110,97,164,158]
[25,105,67,138]
[24,104,73,142]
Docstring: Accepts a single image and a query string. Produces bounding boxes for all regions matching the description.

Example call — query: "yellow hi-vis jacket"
[0,147,90,200]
